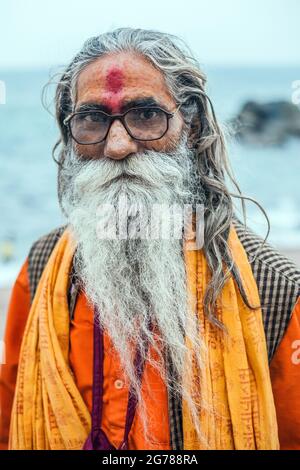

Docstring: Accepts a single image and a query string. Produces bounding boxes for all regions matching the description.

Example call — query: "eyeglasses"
[63,105,181,145]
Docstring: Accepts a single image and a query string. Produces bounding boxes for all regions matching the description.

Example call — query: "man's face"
[73,51,185,160]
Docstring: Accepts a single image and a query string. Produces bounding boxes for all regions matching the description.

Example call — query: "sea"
[0,65,300,287]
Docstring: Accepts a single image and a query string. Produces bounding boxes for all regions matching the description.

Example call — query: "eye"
[139,109,158,120]
[128,108,163,123]
[89,112,108,123]
[78,112,108,123]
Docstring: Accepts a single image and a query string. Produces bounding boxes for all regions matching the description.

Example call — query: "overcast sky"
[0,0,299,68]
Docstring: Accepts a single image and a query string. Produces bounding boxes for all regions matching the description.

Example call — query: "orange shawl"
[183,226,279,449]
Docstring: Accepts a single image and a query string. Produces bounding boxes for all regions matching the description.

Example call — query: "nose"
[104,119,138,160]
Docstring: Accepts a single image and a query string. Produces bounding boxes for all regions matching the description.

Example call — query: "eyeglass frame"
[63,103,183,145]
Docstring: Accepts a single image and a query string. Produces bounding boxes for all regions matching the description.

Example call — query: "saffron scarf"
[182,227,279,449]
[9,225,279,449]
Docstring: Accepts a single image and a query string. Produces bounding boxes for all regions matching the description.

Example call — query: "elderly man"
[1,28,300,451]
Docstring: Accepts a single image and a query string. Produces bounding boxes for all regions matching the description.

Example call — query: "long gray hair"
[48,27,264,326]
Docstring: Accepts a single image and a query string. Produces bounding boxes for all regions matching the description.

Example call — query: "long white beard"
[61,136,206,443]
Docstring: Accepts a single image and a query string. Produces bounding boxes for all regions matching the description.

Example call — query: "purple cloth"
[83,307,150,450]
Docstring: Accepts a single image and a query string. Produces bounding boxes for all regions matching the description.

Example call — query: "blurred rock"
[231,100,300,146]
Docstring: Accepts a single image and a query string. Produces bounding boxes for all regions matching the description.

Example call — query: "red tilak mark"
[103,67,124,112]
[105,68,124,93]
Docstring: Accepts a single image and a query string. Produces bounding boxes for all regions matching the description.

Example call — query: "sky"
[0,0,300,68]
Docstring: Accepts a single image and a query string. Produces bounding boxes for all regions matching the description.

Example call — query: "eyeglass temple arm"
[63,115,72,126]
[170,102,184,116]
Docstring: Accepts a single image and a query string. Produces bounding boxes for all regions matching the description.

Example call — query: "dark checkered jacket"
[27,217,300,450]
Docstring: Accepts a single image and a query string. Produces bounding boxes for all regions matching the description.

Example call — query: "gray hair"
[48,27,264,325]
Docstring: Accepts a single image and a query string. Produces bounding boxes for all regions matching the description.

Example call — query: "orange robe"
[0,259,170,450]
[1,259,300,450]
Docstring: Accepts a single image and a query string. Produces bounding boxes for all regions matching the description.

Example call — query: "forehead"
[75,52,174,107]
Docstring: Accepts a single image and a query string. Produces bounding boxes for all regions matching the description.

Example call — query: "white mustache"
[65,135,192,199]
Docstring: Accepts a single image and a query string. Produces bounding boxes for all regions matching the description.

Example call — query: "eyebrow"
[75,97,167,113]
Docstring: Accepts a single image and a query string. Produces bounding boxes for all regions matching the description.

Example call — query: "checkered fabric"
[27,225,66,302]
[27,217,300,450]
[233,216,300,361]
